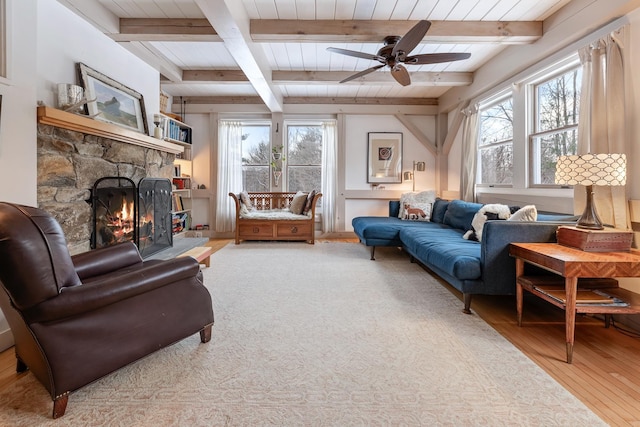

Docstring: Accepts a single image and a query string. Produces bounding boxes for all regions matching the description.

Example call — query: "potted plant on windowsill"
[271,145,285,186]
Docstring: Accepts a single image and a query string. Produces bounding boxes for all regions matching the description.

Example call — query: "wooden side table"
[509,242,640,363]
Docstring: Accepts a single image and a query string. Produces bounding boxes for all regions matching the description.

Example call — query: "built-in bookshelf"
[165,113,193,237]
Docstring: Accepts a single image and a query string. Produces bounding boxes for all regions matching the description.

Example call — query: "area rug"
[0,242,605,426]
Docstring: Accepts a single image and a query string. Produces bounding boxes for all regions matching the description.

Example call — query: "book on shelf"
[533,285,629,306]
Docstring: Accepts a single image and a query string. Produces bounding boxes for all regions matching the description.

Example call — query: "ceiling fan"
[327,20,471,86]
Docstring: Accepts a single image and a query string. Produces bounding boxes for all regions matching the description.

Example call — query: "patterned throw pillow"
[508,205,537,221]
[303,189,317,215]
[239,191,254,211]
[398,190,436,221]
[289,191,308,215]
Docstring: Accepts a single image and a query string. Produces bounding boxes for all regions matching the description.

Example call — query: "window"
[530,65,582,185]
[286,124,322,192]
[241,124,270,191]
[477,97,513,185]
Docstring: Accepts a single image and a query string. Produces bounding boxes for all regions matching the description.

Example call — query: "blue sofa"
[352,199,575,313]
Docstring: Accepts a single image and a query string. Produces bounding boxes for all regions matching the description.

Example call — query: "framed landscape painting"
[77,63,148,134]
[367,132,403,183]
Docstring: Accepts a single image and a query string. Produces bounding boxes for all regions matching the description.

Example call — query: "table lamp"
[555,153,626,230]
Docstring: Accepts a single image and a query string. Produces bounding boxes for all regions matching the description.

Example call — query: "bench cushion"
[240,210,310,220]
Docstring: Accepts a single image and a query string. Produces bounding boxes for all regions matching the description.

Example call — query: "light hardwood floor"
[1,239,639,425]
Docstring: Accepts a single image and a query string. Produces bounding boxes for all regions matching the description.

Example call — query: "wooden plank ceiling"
[58,0,573,111]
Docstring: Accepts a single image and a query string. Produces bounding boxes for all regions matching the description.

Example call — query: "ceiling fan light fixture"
[326,20,471,86]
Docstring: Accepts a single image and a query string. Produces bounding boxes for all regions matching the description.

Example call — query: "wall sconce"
[404,161,426,192]
[555,153,626,229]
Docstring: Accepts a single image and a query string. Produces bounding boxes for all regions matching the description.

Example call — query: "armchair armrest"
[24,256,201,324]
[72,241,142,280]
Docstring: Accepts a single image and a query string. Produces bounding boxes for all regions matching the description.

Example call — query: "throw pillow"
[401,201,432,221]
[463,203,512,242]
[431,198,449,223]
[289,191,308,215]
[239,191,254,211]
[303,189,317,215]
[398,190,436,220]
[508,205,537,221]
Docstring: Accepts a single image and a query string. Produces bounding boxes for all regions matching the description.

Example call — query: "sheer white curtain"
[576,28,629,228]
[216,121,243,232]
[460,104,479,202]
[321,121,337,233]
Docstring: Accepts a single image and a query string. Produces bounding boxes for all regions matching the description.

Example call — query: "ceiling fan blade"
[391,64,411,86]
[327,47,385,62]
[392,20,431,59]
[405,52,471,65]
[339,64,386,83]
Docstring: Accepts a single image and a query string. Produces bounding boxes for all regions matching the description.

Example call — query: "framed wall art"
[77,63,148,134]
[367,132,403,183]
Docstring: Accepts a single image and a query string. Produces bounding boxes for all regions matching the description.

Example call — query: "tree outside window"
[241,124,270,191]
[478,98,514,185]
[530,66,582,185]
[286,125,322,193]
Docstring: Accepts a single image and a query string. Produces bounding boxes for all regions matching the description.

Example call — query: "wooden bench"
[229,191,322,244]
[178,246,214,267]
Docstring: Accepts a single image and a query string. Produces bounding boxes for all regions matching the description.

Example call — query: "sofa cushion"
[431,198,449,223]
[442,200,483,231]
[239,191,254,210]
[399,227,481,281]
[352,216,434,243]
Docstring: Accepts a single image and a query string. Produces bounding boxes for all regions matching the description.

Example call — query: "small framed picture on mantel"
[367,132,403,183]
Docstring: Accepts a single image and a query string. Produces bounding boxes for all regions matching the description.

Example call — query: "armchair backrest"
[0,202,81,310]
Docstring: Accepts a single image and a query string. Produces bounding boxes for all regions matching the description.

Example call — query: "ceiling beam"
[194,0,284,113]
[182,70,250,82]
[251,20,542,44]
[175,70,471,86]
[272,71,472,86]
[182,96,436,106]
[111,18,222,42]
[285,97,437,105]
[107,18,542,44]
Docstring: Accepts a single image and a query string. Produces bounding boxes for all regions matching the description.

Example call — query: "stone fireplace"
[37,108,179,255]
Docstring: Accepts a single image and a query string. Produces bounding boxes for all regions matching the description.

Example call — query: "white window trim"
[476,94,514,188]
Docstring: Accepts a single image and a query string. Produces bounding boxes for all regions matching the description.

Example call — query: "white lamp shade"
[555,153,626,186]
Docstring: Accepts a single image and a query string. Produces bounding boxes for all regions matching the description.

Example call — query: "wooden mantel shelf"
[37,106,184,155]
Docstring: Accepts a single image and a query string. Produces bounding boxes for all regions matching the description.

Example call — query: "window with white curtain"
[529,63,582,186]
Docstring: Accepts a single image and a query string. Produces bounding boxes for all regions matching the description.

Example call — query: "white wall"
[0,0,37,206]
[37,0,160,127]
[342,114,436,231]
[0,0,164,352]
[0,0,38,352]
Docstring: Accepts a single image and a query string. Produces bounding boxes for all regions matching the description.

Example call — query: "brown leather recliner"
[0,202,214,418]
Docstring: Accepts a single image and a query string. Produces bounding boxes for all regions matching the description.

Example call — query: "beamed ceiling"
[57,0,573,112]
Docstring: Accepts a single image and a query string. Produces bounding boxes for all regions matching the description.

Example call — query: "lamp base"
[576,185,604,230]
